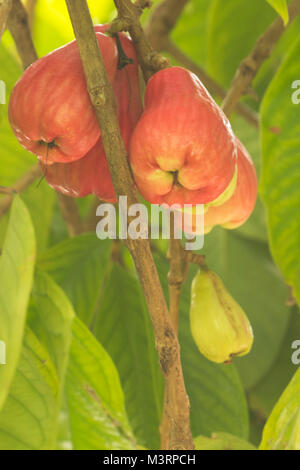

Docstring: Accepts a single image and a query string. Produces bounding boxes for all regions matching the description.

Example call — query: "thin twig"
[0,0,12,39]
[222,0,300,117]
[0,163,41,217]
[165,39,259,128]
[65,0,193,450]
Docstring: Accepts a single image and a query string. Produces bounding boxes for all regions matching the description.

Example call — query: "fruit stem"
[114,33,134,70]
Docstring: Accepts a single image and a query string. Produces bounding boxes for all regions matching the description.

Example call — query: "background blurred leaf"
[260,38,300,305]
[206,0,275,89]
[38,234,111,324]
[260,368,300,449]
[29,270,74,382]
[249,307,300,418]
[33,0,116,56]
[170,0,209,66]
[154,254,249,439]
[206,0,300,109]
[199,228,291,389]
[92,263,163,449]
[65,317,136,450]
[28,271,75,450]
[266,0,289,25]
[0,328,59,450]
[195,431,256,450]
[0,197,35,410]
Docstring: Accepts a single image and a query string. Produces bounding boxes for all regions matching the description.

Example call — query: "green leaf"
[260,38,300,305]
[33,0,116,56]
[66,317,136,450]
[170,0,210,66]
[249,307,300,419]
[260,368,300,449]
[206,0,275,88]
[0,328,59,450]
[155,254,249,439]
[266,0,289,25]
[29,270,74,382]
[200,228,291,389]
[92,264,163,449]
[38,234,111,324]
[0,196,36,410]
[206,0,300,109]
[195,432,256,450]
[28,271,75,450]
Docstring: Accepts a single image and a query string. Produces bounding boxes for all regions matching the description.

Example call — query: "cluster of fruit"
[8,26,256,363]
[8,26,257,235]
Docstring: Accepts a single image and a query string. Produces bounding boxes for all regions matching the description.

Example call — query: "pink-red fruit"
[129,66,237,207]
[40,139,115,201]
[39,29,142,201]
[204,138,257,232]
[9,32,117,164]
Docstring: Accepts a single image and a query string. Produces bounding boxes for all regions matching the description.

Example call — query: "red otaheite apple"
[40,139,116,202]
[176,138,257,234]
[39,28,143,202]
[129,66,237,207]
[8,32,117,165]
[204,138,257,232]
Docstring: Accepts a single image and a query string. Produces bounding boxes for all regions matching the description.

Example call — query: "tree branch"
[0,0,12,39]
[0,163,41,218]
[65,0,193,450]
[7,0,37,68]
[160,225,184,449]
[222,0,300,117]
[110,0,169,82]
[24,0,37,30]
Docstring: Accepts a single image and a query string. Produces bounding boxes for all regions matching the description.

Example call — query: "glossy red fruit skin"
[40,28,142,202]
[129,66,237,207]
[8,33,117,165]
[40,139,116,202]
[204,138,257,231]
[176,138,257,234]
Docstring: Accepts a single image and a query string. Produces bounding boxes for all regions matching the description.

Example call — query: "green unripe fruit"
[190,269,253,364]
